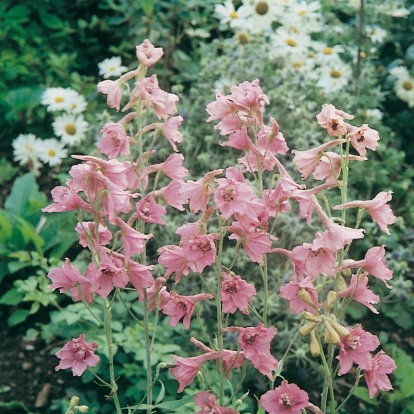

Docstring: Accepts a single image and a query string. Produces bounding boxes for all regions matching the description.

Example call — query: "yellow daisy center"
[255,1,269,16]
[237,33,250,44]
[298,10,307,16]
[109,66,116,72]
[292,61,303,68]
[330,70,342,78]
[286,38,297,47]
[48,149,57,157]
[403,80,413,90]
[25,145,34,153]
[229,11,238,19]
[55,96,64,103]
[65,124,77,135]
[323,47,333,55]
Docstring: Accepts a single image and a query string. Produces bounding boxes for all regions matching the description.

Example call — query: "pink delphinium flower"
[279,280,319,314]
[225,323,278,379]
[47,258,93,303]
[221,272,256,314]
[97,80,123,111]
[260,380,309,414]
[333,191,396,235]
[339,245,393,288]
[347,123,380,156]
[154,180,187,211]
[180,169,223,213]
[194,392,239,414]
[257,117,289,156]
[42,181,94,214]
[364,351,396,398]
[161,116,183,151]
[338,273,380,313]
[136,39,164,67]
[115,217,153,261]
[206,91,238,122]
[220,126,255,152]
[55,334,100,376]
[157,244,190,283]
[75,221,112,247]
[97,122,130,158]
[126,261,155,292]
[337,324,380,375]
[291,138,345,180]
[183,233,219,273]
[138,277,170,311]
[228,222,272,266]
[162,292,214,329]
[316,104,354,136]
[134,193,167,224]
[170,352,220,392]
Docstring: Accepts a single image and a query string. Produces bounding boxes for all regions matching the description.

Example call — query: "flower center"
[109,66,116,72]
[55,96,64,103]
[286,38,297,47]
[48,149,57,157]
[292,61,303,68]
[65,124,77,135]
[279,392,292,407]
[330,69,342,78]
[323,47,333,55]
[255,1,269,15]
[298,9,307,16]
[25,145,34,153]
[237,33,250,44]
[229,11,238,19]
[403,80,413,90]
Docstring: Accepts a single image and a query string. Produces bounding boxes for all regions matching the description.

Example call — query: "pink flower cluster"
[45,40,398,412]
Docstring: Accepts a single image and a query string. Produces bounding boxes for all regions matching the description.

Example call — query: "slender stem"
[142,289,153,414]
[103,298,122,414]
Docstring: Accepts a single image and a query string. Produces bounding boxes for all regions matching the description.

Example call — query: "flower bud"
[323,321,340,345]
[309,330,320,357]
[299,322,318,336]
[299,289,317,308]
[69,396,80,409]
[75,406,89,413]
[303,311,320,323]
[326,291,337,309]
[328,319,350,338]
[338,275,348,291]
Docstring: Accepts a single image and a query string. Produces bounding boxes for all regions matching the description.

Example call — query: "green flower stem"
[142,289,153,414]
[103,298,122,414]
[317,333,336,414]
[336,368,362,412]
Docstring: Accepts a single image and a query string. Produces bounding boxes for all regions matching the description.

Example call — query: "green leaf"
[39,13,63,29]
[0,289,24,306]
[155,381,165,405]
[8,309,30,326]
[129,395,194,411]
[6,4,31,24]
[4,173,46,223]
[141,0,154,17]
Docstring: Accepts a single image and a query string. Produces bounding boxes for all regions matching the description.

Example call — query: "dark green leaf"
[39,13,63,29]
[8,309,30,326]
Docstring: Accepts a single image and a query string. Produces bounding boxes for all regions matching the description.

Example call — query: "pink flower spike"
[162,291,214,329]
[136,39,164,67]
[97,122,130,158]
[260,380,309,414]
[194,392,239,414]
[55,334,100,376]
[316,104,354,136]
[347,123,380,156]
[338,273,380,313]
[169,352,220,393]
[221,272,256,314]
[337,324,380,376]
[97,80,123,111]
[291,138,346,180]
[333,191,396,235]
[134,193,167,224]
[364,351,396,398]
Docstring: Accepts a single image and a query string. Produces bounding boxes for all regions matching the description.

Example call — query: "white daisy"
[283,50,316,75]
[315,59,353,93]
[41,87,79,112]
[365,108,383,121]
[284,1,322,28]
[98,57,128,79]
[270,26,312,58]
[52,113,89,146]
[215,0,251,29]
[12,133,43,172]
[243,0,280,33]
[37,138,68,167]
[366,26,387,45]
[394,73,414,108]
[66,92,87,114]
[312,42,345,65]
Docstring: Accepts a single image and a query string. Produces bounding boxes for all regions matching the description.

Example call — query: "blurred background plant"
[1,0,414,413]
